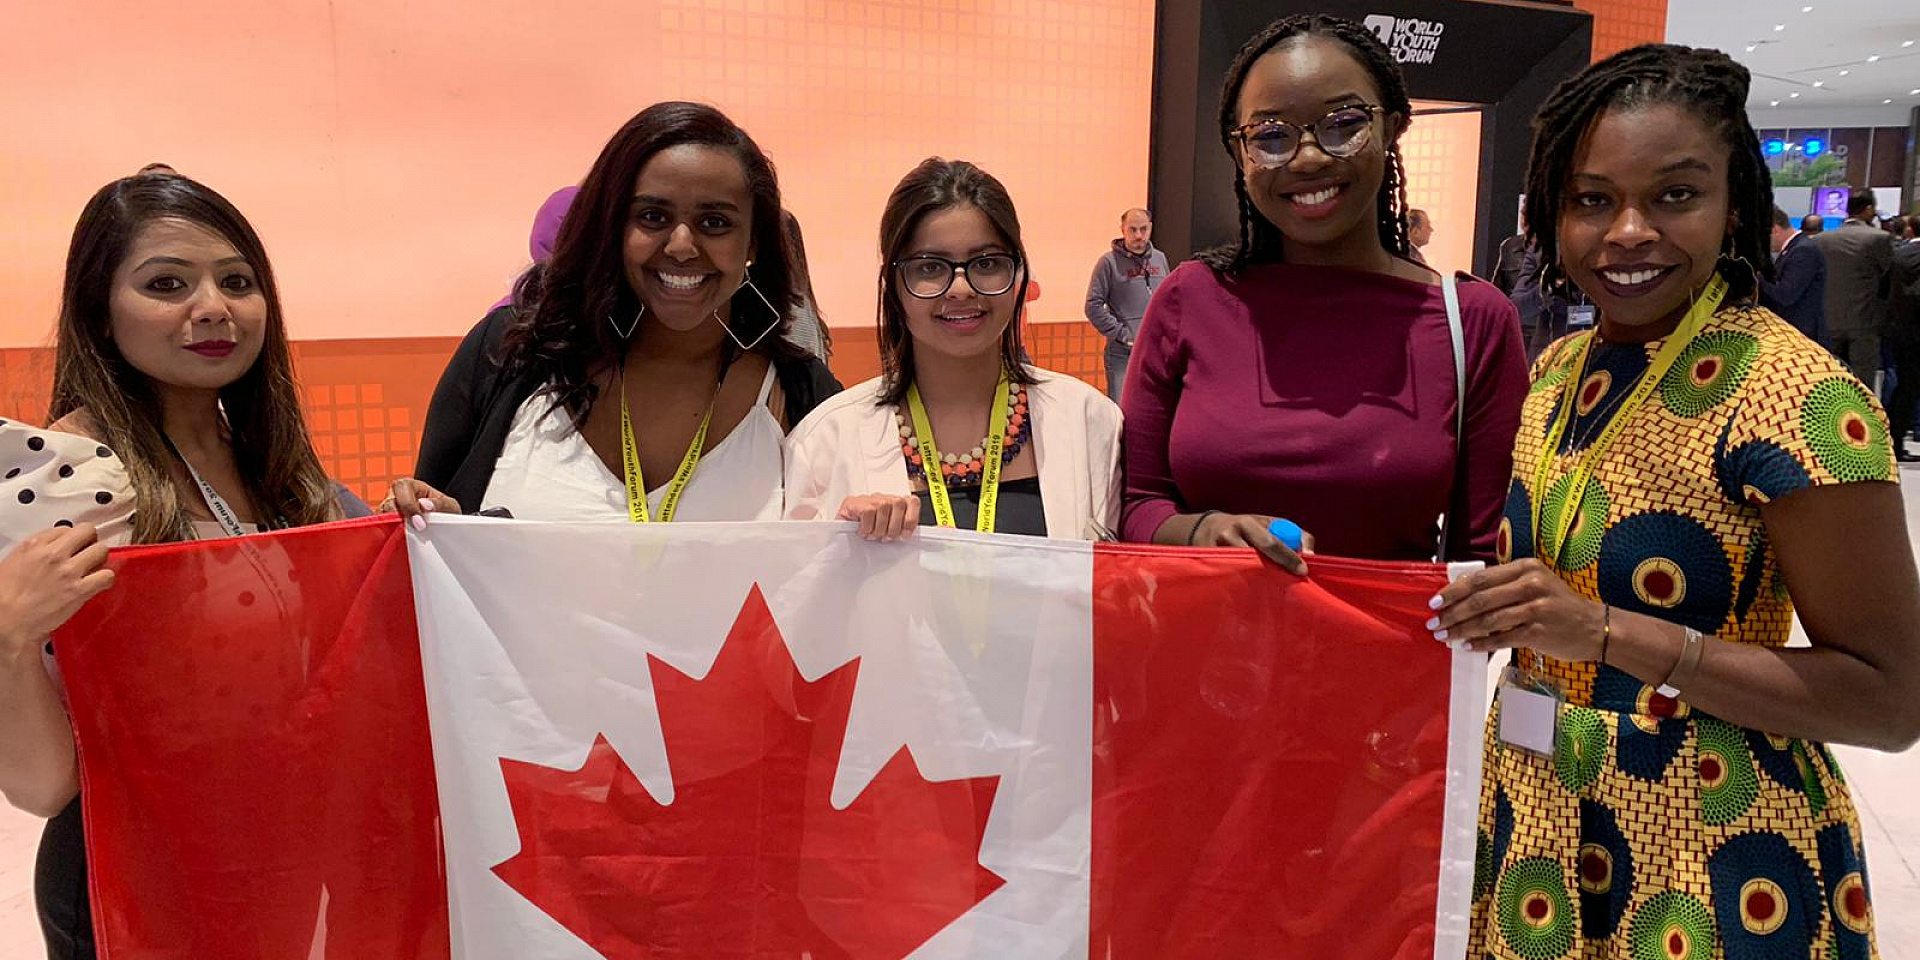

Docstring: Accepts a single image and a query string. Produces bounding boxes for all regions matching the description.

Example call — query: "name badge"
[1498,674,1561,756]
[1567,304,1597,329]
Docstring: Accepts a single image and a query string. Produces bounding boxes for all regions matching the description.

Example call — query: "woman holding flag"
[1,172,359,959]
[1430,45,1920,956]
[783,158,1121,540]
[395,102,841,524]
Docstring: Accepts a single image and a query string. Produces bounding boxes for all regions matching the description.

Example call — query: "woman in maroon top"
[1121,14,1527,570]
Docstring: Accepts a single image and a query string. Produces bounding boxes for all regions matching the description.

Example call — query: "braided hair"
[1199,14,1414,274]
[1524,44,1774,302]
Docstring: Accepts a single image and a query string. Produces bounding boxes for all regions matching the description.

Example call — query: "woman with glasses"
[390,102,841,524]
[784,158,1121,540]
[1119,14,1527,571]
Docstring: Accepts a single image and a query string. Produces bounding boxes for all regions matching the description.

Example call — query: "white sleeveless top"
[481,365,786,522]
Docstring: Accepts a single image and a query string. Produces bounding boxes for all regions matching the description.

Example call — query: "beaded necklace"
[897,382,1031,488]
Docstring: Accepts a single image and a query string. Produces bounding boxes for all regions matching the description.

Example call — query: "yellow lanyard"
[1531,275,1728,567]
[906,375,1012,533]
[618,374,715,524]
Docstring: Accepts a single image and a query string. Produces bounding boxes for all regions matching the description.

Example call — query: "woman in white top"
[391,102,841,524]
[785,159,1122,540]
[4,172,348,960]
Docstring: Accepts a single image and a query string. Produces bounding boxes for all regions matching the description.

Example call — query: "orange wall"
[0,0,1154,351]
[0,0,1669,501]
[1571,0,1669,61]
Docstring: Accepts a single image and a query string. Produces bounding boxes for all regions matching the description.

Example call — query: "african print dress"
[1467,304,1890,959]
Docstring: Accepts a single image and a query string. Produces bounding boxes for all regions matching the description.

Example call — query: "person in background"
[782,211,833,362]
[1430,44,1920,958]
[786,159,1120,540]
[1082,207,1167,403]
[1119,14,1527,572]
[1815,192,1895,383]
[4,173,356,960]
[1761,203,1826,343]
[1406,207,1433,264]
[393,102,840,524]
[1887,215,1920,460]
[1493,222,1529,296]
[1800,213,1825,236]
[490,186,578,312]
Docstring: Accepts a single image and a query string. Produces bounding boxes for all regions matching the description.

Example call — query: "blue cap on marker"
[1267,518,1304,552]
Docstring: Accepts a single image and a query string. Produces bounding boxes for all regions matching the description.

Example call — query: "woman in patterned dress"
[1430,45,1920,958]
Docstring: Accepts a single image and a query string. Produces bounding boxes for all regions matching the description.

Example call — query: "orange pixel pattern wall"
[1571,0,1669,61]
[0,0,1154,499]
[1,0,1670,500]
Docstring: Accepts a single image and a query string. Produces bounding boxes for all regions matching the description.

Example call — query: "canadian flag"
[54,516,1484,960]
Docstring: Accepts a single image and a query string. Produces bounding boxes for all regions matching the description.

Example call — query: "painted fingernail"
[1432,628,1449,641]
[421,499,437,512]
[1425,616,1441,630]
[1428,595,1444,609]
[410,515,427,532]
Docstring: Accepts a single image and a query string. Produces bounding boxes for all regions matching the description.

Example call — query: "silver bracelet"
[1656,627,1706,698]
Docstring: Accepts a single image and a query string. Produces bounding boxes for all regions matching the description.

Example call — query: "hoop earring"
[609,304,645,340]
[715,261,782,352]
[1717,246,1761,302]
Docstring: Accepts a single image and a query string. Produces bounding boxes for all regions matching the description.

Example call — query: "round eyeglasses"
[893,254,1021,299]
[1232,104,1382,167]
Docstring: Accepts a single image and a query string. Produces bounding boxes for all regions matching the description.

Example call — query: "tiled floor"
[1,482,1917,958]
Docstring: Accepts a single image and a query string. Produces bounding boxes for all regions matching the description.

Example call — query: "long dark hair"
[783,211,832,355]
[874,159,1039,407]
[1524,44,1774,301]
[47,175,337,544]
[1199,14,1414,273]
[500,101,807,424]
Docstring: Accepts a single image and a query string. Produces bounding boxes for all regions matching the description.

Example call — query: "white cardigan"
[784,368,1122,540]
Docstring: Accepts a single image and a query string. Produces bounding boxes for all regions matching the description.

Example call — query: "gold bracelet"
[1656,626,1705,698]
[1597,604,1611,665]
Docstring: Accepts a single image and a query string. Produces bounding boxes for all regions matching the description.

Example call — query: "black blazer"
[1761,232,1828,343]
[414,307,843,512]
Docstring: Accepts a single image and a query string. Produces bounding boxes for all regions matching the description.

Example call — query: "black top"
[917,476,1047,536]
[415,306,843,511]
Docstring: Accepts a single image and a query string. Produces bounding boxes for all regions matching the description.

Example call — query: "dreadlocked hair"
[1199,14,1414,274]
[1524,43,1774,302]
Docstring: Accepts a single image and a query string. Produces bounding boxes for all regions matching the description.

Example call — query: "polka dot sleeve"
[1713,327,1898,504]
[0,420,136,553]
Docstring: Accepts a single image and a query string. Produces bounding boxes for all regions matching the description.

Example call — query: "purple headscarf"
[493,186,580,310]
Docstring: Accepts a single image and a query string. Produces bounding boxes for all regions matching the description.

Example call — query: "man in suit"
[1800,214,1825,236]
[1886,216,1920,461]
[1761,205,1826,343]
[1813,193,1895,384]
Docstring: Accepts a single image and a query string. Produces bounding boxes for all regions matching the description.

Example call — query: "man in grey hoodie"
[1084,208,1169,403]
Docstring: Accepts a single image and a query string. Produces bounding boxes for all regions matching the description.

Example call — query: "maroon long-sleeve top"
[1120,261,1528,563]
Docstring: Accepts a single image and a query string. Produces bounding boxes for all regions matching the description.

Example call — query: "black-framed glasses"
[893,254,1021,298]
[1232,104,1382,167]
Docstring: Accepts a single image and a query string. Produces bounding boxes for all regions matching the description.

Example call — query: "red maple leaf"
[492,585,1004,960]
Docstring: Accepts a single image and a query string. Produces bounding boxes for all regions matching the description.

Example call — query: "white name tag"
[1498,683,1560,755]
[1568,304,1597,329]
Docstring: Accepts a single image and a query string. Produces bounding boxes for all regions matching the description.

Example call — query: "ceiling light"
[1746,44,1758,52]
[1868,55,1881,62]
[1770,100,1781,106]
[1774,23,1785,31]
[1839,69,1850,76]
[1790,92,1801,98]
[1906,40,1915,47]
[1801,4,1812,10]
[1813,80,1825,87]
[1911,88,1920,95]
